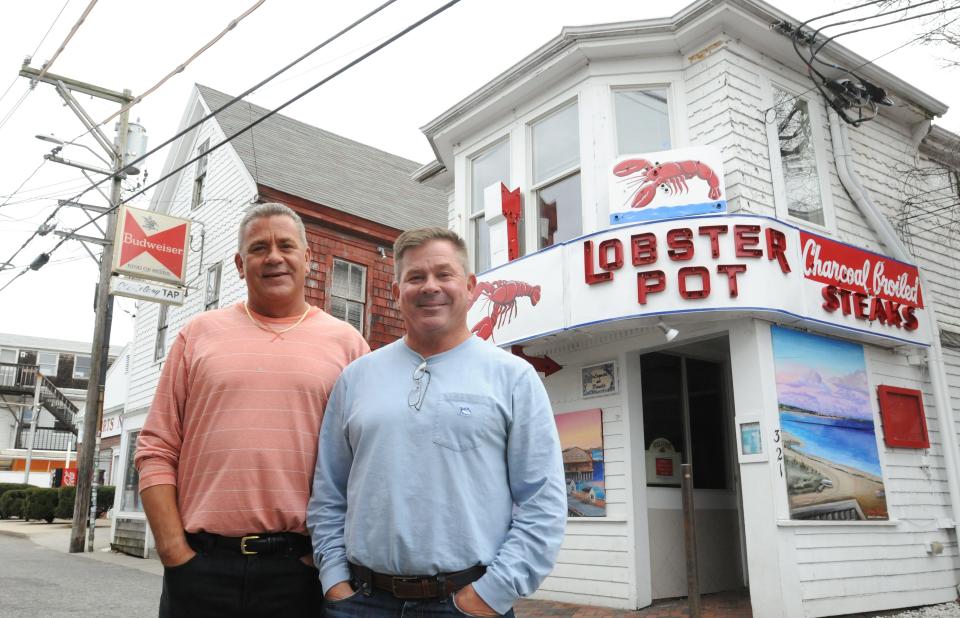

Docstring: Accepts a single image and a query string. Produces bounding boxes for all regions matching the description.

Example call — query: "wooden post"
[681,463,701,618]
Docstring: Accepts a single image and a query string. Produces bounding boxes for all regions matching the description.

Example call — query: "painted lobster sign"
[467,246,565,345]
[470,279,542,341]
[609,145,727,225]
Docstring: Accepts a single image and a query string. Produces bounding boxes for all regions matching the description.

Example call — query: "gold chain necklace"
[243,301,311,338]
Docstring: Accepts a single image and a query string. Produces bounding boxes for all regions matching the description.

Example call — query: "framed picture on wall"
[581,361,618,398]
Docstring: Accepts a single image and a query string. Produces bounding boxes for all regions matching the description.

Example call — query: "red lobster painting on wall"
[470,279,541,341]
[613,157,722,209]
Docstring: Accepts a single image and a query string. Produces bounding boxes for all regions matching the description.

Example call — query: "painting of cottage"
[555,408,606,517]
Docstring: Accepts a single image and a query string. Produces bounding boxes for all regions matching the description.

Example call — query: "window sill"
[777,518,900,527]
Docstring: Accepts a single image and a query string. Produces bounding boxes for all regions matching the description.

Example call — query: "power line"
[124,0,462,204]
[0,87,31,135]
[72,0,269,142]
[810,4,960,64]
[0,0,72,111]
[766,25,936,123]
[0,161,48,209]
[1,0,461,296]
[32,0,99,85]
[0,0,401,279]
[30,0,74,59]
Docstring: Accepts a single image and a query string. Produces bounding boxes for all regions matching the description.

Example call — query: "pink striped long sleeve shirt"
[135,302,369,536]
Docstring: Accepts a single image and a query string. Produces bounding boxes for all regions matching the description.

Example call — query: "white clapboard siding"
[686,37,960,617]
[790,347,958,616]
[125,93,256,415]
[537,405,633,607]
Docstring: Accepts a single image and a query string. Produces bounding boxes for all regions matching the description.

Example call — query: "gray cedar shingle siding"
[196,84,446,231]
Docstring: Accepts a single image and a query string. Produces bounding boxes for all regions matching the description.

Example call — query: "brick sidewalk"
[515,590,751,618]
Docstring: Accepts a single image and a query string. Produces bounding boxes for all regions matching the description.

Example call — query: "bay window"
[468,139,510,272]
[532,102,581,249]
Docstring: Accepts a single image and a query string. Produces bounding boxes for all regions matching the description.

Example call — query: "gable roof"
[196,84,446,231]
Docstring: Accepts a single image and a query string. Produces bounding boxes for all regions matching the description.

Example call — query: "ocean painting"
[771,326,888,520]
[555,408,606,517]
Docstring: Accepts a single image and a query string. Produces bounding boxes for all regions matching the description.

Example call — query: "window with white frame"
[532,102,581,249]
[330,259,365,333]
[770,87,827,226]
[469,139,511,273]
[0,348,16,387]
[154,305,168,362]
[37,351,58,377]
[614,88,671,155]
[205,263,221,311]
[191,138,210,209]
[73,354,91,380]
[122,431,143,512]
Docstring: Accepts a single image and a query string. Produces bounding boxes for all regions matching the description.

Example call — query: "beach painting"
[555,408,606,517]
[771,326,888,520]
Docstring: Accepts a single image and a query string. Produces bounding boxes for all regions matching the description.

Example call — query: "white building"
[417,1,960,616]
[0,332,120,486]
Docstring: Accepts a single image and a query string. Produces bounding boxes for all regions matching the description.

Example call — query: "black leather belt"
[186,531,311,558]
[349,562,486,600]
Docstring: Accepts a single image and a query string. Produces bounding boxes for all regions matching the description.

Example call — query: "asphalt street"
[0,534,162,617]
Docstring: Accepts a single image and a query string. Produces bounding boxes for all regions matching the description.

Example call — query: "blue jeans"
[323,588,516,618]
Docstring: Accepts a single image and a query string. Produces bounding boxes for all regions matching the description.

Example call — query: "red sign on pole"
[112,205,191,285]
[63,468,78,487]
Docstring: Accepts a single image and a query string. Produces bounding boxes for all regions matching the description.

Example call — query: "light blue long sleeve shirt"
[307,335,566,614]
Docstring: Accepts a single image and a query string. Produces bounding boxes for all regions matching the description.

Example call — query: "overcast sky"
[0,0,957,347]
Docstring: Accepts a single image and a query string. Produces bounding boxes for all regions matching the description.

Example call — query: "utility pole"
[18,65,134,553]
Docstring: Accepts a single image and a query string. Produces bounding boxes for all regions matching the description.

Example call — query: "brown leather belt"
[186,531,311,558]
[349,562,486,600]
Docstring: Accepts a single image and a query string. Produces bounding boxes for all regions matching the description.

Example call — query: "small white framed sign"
[581,361,618,398]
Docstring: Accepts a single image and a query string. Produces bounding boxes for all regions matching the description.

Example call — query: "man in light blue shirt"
[308,227,566,617]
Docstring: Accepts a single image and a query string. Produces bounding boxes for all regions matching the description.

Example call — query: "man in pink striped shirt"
[135,202,368,617]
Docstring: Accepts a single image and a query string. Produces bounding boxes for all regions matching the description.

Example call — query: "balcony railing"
[0,362,79,434]
[15,426,77,451]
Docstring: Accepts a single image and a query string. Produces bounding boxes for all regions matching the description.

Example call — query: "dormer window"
[532,101,581,249]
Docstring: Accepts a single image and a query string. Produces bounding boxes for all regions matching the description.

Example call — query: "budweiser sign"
[801,231,923,331]
[112,205,191,285]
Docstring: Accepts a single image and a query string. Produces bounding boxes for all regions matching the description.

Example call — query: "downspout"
[829,109,960,543]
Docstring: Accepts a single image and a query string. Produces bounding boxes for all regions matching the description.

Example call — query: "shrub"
[53,485,116,520]
[56,485,77,520]
[24,488,59,523]
[96,486,115,518]
[0,490,27,519]
[0,483,30,502]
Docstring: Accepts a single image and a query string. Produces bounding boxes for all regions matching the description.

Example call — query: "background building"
[0,332,121,486]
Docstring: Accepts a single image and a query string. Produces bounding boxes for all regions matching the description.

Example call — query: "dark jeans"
[158,546,322,617]
[324,587,516,618]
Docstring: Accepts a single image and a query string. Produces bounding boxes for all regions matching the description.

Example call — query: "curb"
[0,528,30,539]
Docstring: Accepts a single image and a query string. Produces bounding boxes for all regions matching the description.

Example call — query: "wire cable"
[122,0,462,205]
[70,0,397,152]
[0,0,72,110]
[32,0,98,85]
[1,0,461,295]
[806,0,944,79]
[0,0,401,276]
[0,161,48,209]
[75,0,268,142]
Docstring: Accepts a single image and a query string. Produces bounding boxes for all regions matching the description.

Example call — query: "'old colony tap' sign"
[466,214,927,346]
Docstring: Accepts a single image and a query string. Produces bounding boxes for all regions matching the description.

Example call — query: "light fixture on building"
[657,320,679,342]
